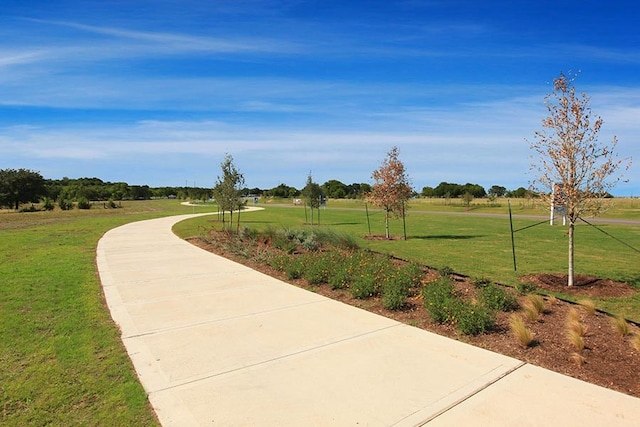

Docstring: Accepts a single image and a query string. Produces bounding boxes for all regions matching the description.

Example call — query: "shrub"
[423,277,457,324]
[515,281,537,295]
[267,253,290,271]
[381,276,409,310]
[43,198,55,211]
[328,268,351,290]
[303,254,332,285]
[453,301,495,335]
[438,266,454,277]
[471,277,492,288]
[58,198,73,210]
[350,272,378,299]
[273,234,297,254]
[479,284,518,312]
[77,197,91,210]
[314,228,359,251]
[285,258,304,280]
[509,314,534,347]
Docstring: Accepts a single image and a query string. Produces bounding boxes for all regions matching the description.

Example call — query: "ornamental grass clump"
[522,294,545,321]
[611,315,630,337]
[509,314,534,347]
[578,299,596,316]
[631,333,640,352]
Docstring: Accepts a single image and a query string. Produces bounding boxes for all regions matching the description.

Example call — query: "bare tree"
[529,72,631,286]
[367,146,412,239]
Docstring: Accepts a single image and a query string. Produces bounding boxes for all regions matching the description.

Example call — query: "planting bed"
[188,231,640,398]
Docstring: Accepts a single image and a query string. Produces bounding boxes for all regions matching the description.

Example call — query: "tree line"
[0,167,539,212]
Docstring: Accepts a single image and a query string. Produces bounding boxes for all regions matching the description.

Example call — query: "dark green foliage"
[0,168,47,210]
[77,197,92,209]
[328,268,351,289]
[351,272,379,298]
[516,281,537,295]
[423,277,457,323]
[479,283,519,312]
[452,301,495,335]
[58,198,74,210]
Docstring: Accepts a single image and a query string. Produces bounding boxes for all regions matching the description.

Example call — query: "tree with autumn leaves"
[367,146,413,239]
[529,72,631,286]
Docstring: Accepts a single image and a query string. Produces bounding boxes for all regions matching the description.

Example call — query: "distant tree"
[421,186,435,197]
[302,173,323,224]
[129,185,152,200]
[367,146,412,239]
[213,153,246,231]
[462,183,486,198]
[488,185,507,197]
[506,187,529,198]
[529,72,631,287]
[462,191,473,207]
[346,182,371,198]
[0,168,47,210]
[321,179,348,199]
[265,183,299,198]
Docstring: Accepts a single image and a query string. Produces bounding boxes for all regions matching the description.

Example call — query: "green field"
[0,200,217,426]
[2,197,639,425]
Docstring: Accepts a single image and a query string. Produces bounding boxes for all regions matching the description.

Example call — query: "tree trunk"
[568,220,575,287]
[385,209,390,239]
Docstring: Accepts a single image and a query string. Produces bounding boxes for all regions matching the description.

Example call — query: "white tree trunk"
[385,210,390,239]
[568,221,575,286]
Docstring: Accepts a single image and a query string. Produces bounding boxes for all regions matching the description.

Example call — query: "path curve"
[96,212,640,426]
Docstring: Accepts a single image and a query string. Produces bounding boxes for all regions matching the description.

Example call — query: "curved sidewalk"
[96,214,640,426]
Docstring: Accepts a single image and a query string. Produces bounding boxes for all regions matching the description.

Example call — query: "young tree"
[0,168,47,210]
[529,72,631,286]
[302,173,323,225]
[213,154,245,231]
[367,146,412,239]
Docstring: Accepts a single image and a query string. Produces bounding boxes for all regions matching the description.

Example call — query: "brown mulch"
[187,236,640,398]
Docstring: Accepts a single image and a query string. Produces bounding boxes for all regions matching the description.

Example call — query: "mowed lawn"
[0,200,216,426]
[177,200,640,321]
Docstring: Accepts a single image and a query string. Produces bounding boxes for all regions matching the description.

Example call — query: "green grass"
[177,201,640,321]
[0,199,217,426]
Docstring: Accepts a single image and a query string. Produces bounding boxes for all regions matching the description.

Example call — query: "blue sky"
[1,1,638,195]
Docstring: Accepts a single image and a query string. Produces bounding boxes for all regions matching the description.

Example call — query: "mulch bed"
[188,237,640,398]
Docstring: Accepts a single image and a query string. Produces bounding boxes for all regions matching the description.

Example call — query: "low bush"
[423,277,457,324]
[351,272,379,298]
[453,301,495,336]
[77,197,92,210]
[479,283,518,312]
[58,198,74,210]
[611,315,630,337]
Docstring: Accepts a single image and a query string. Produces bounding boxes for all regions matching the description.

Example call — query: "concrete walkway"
[96,213,640,426]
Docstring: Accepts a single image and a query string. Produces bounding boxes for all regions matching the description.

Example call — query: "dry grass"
[611,315,630,337]
[630,333,640,352]
[509,314,534,347]
[567,329,586,352]
[522,294,545,321]
[578,299,596,316]
[567,307,581,323]
[570,352,586,366]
